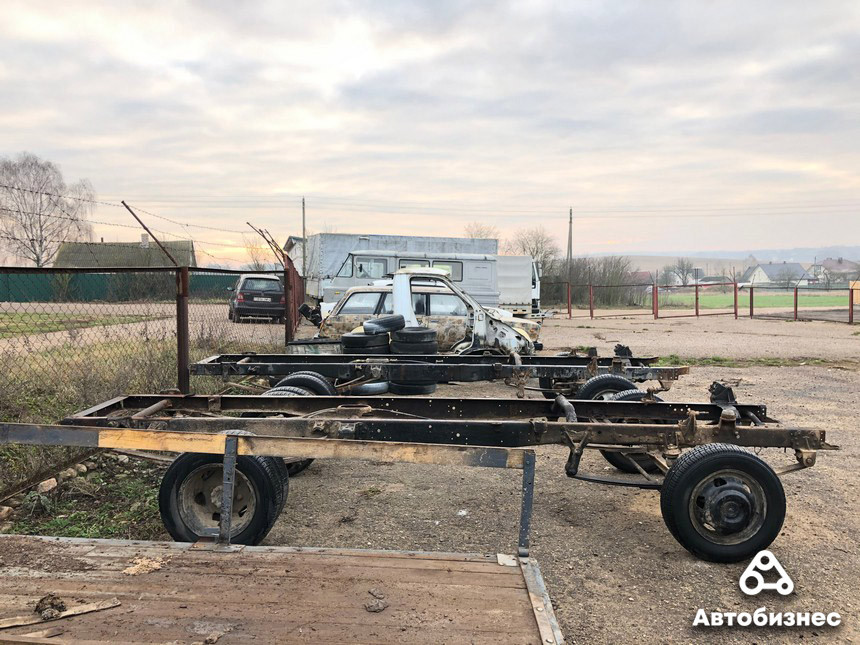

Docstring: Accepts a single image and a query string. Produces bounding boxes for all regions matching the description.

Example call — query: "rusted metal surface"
[175,266,190,394]
[61,393,772,424]
[0,536,563,644]
[191,353,687,385]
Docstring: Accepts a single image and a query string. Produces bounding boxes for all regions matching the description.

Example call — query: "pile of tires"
[341,314,407,355]
[388,326,438,394]
[342,331,389,354]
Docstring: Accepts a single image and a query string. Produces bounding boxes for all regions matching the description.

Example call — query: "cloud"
[0,0,858,264]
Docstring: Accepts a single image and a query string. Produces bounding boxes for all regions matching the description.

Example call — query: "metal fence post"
[653,283,659,319]
[283,264,294,345]
[749,286,754,318]
[176,266,190,394]
[850,288,854,325]
[695,283,699,317]
[567,282,571,319]
[733,282,738,319]
[793,287,798,321]
[589,284,594,319]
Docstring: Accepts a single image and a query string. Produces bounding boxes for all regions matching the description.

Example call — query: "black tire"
[598,390,662,474]
[344,343,390,355]
[390,340,439,355]
[363,314,405,334]
[660,444,786,563]
[392,326,436,343]
[389,382,437,395]
[259,388,315,475]
[575,374,637,401]
[265,385,314,396]
[158,452,285,545]
[231,310,240,323]
[342,381,390,395]
[271,372,337,396]
[342,332,389,348]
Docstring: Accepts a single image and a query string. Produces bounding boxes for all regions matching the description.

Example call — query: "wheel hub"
[704,484,753,534]
[689,469,767,546]
[177,464,257,537]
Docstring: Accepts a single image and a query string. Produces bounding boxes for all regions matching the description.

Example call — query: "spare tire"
[363,315,405,334]
[158,451,285,545]
[272,372,337,396]
[342,332,389,348]
[390,340,438,355]
[345,343,390,355]
[389,382,437,395]
[575,374,637,401]
[392,326,436,343]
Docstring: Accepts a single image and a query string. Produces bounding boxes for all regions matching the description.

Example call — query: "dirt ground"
[269,315,859,643]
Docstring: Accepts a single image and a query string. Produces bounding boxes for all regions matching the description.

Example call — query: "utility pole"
[301,197,306,280]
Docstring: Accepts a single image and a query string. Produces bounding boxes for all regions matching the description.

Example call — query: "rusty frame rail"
[191,353,689,384]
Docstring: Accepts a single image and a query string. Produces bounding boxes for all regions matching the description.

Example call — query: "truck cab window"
[338,292,382,314]
[399,259,430,269]
[432,261,463,281]
[429,293,467,316]
[355,257,387,279]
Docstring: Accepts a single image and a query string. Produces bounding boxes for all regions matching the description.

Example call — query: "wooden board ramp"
[0,535,563,644]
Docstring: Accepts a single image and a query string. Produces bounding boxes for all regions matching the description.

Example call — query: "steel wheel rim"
[688,468,766,545]
[177,464,258,537]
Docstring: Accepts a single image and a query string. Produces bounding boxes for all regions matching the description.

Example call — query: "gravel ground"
[269,316,859,643]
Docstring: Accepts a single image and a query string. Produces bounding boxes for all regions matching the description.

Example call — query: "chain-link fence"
[0,265,303,496]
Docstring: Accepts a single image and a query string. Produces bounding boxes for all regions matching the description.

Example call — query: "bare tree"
[774,267,797,289]
[0,152,94,266]
[503,225,560,274]
[463,221,499,240]
[243,234,274,271]
[671,257,695,286]
[659,265,676,286]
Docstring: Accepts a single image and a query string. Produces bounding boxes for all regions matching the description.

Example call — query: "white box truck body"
[498,255,541,316]
[295,233,499,305]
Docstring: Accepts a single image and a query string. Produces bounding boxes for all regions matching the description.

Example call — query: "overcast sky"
[2,1,859,265]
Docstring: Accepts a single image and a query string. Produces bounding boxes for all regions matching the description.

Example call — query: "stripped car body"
[318,268,541,354]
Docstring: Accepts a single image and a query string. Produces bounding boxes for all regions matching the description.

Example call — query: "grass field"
[0,312,165,338]
[662,290,849,309]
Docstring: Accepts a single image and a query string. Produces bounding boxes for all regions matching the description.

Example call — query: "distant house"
[54,235,197,268]
[625,270,654,285]
[740,262,811,287]
[811,257,860,282]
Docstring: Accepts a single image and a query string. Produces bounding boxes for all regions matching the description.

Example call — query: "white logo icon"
[739,550,794,596]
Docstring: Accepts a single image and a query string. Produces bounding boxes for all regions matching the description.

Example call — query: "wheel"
[660,444,786,563]
[259,388,316,475]
[342,332,389,348]
[575,374,637,400]
[342,381,390,395]
[389,382,437,395]
[598,390,662,474]
[266,385,315,396]
[392,326,436,343]
[363,314,405,334]
[390,340,439,355]
[272,372,337,396]
[158,453,286,545]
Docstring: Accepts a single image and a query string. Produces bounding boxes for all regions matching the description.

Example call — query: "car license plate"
[253,297,271,302]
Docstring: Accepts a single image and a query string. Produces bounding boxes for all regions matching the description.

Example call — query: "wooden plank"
[0,599,120,630]
[0,537,558,643]
[94,429,527,469]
